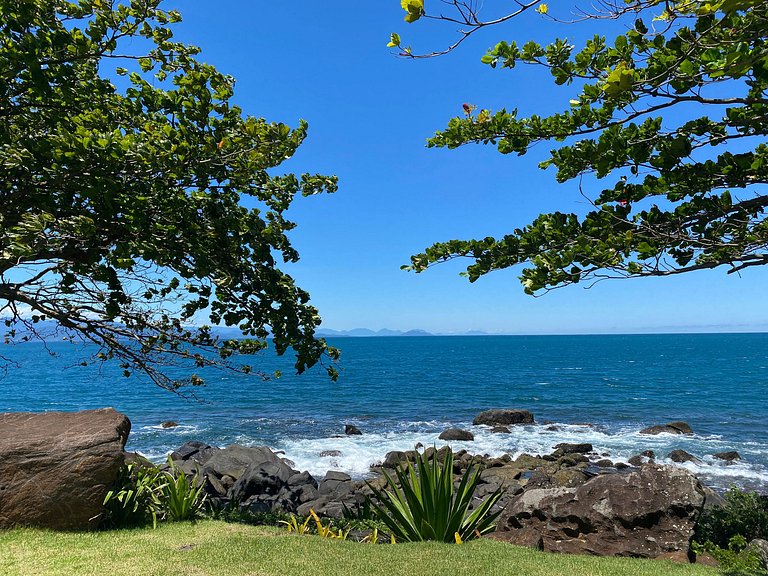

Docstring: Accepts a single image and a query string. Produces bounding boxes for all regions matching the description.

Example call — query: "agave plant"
[160,458,208,521]
[366,447,504,543]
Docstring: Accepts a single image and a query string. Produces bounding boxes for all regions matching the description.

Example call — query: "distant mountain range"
[0,318,487,340]
[314,328,488,337]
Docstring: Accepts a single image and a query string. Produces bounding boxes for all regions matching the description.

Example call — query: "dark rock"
[553,442,593,455]
[382,450,408,468]
[324,471,352,482]
[287,471,318,488]
[161,421,178,428]
[318,471,353,497]
[640,421,694,435]
[438,428,474,441]
[510,453,549,470]
[703,486,726,509]
[628,452,656,466]
[205,473,227,497]
[319,450,342,457]
[595,459,614,468]
[473,409,534,426]
[491,426,511,434]
[170,441,219,467]
[490,530,544,550]
[694,551,719,567]
[668,450,702,464]
[344,424,362,435]
[497,464,705,558]
[176,459,202,476]
[123,451,155,469]
[228,460,294,503]
[615,462,629,469]
[526,467,590,489]
[290,484,319,504]
[170,440,209,462]
[656,551,694,564]
[713,451,741,462]
[557,454,589,467]
[0,408,130,530]
[204,445,282,480]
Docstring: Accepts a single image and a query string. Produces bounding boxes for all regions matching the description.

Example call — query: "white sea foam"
[258,422,768,490]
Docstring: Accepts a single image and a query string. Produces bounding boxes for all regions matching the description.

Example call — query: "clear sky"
[165,2,768,335]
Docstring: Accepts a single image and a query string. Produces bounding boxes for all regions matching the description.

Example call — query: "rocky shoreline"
[0,407,757,565]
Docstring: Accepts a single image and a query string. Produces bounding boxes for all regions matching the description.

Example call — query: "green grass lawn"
[0,521,716,576]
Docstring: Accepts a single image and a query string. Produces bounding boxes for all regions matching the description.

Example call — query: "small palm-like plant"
[102,463,166,529]
[161,458,207,521]
[366,447,504,543]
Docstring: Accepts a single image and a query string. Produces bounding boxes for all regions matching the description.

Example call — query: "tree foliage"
[0,0,338,390]
[397,0,768,294]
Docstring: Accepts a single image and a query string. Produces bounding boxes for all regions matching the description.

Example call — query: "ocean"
[1,333,766,492]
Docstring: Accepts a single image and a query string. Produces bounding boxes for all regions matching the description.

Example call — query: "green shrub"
[101,463,166,529]
[693,536,766,576]
[695,488,768,549]
[160,458,208,521]
[366,447,504,543]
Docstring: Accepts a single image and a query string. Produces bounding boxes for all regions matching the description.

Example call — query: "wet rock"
[497,464,705,558]
[668,450,702,464]
[640,421,693,435]
[713,451,741,462]
[473,409,534,427]
[161,421,178,428]
[491,426,511,434]
[0,408,130,530]
[509,454,549,470]
[382,450,408,468]
[344,424,362,435]
[628,451,656,466]
[319,450,342,457]
[552,442,593,456]
[595,459,614,468]
[438,428,474,441]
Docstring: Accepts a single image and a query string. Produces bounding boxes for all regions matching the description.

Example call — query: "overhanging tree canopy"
[0,0,339,390]
[395,0,768,294]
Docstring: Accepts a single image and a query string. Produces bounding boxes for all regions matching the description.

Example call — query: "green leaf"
[387,32,401,48]
[401,0,425,23]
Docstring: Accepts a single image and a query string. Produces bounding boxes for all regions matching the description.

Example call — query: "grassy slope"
[0,521,716,576]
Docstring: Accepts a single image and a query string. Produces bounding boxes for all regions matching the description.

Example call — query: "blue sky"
[165,2,768,334]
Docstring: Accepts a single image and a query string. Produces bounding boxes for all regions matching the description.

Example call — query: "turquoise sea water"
[1,333,766,491]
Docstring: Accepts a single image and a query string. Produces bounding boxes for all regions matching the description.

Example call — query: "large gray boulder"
[473,409,534,426]
[203,445,281,479]
[496,464,705,558]
[0,408,130,530]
